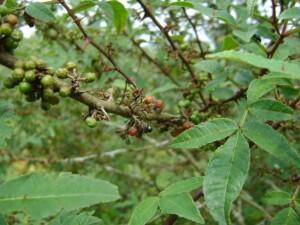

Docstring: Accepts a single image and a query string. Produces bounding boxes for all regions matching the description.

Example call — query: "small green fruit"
[3,77,16,89]
[41,75,54,87]
[65,61,77,70]
[178,99,191,108]
[12,68,25,83]
[56,68,68,79]
[42,88,54,100]
[19,82,33,94]
[24,60,36,70]
[11,29,23,41]
[85,72,96,83]
[85,117,97,128]
[0,23,12,35]
[46,67,55,75]
[35,59,46,69]
[59,86,72,97]
[14,60,24,68]
[24,70,36,82]
[190,111,201,124]
[0,6,10,16]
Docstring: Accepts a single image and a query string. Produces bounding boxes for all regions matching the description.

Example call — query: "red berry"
[128,126,138,136]
[143,96,155,104]
[154,99,164,110]
[183,121,193,130]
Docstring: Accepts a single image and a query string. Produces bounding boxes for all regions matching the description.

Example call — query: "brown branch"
[182,8,205,58]
[136,0,197,83]
[0,50,179,123]
[271,0,280,34]
[164,189,203,225]
[57,0,136,87]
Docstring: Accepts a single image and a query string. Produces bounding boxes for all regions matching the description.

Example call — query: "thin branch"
[182,8,205,58]
[271,0,280,34]
[136,0,197,83]
[57,0,136,87]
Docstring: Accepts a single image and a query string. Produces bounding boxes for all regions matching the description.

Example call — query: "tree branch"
[0,50,179,123]
[136,0,197,83]
[57,0,136,87]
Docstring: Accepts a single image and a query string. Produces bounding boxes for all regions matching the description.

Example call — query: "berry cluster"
[0,9,23,52]
[4,58,97,112]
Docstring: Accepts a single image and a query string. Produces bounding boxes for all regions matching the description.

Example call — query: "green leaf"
[222,35,240,50]
[0,214,7,225]
[25,2,56,22]
[73,1,96,13]
[171,118,237,149]
[195,59,223,74]
[243,121,300,168]
[129,197,159,225]
[208,50,300,80]
[203,133,250,225]
[279,7,300,20]
[160,177,203,196]
[188,1,236,25]
[5,0,17,9]
[249,99,294,122]
[233,27,257,42]
[168,1,194,8]
[0,172,120,219]
[159,193,204,224]
[264,191,291,206]
[107,1,128,33]
[49,211,101,225]
[271,208,300,225]
[247,77,290,104]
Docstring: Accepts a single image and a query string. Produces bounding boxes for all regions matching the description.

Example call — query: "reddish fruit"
[154,99,164,110]
[143,96,155,104]
[183,121,193,130]
[128,126,138,136]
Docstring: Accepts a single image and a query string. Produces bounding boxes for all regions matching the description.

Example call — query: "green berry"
[56,68,68,79]
[59,86,72,97]
[42,88,54,100]
[46,67,55,75]
[178,99,191,108]
[41,75,54,87]
[14,60,24,69]
[190,111,201,124]
[65,61,77,70]
[3,77,16,89]
[19,82,33,94]
[0,23,12,35]
[35,59,46,69]
[85,72,96,83]
[12,68,25,83]
[11,29,23,42]
[24,60,36,70]
[0,6,10,16]
[85,117,97,128]
[24,70,36,82]
[41,101,51,111]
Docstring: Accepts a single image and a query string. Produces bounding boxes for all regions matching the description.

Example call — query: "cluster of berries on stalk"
[0,8,23,52]
[4,58,97,112]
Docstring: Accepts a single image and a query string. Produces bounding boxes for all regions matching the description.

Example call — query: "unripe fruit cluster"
[0,10,23,52]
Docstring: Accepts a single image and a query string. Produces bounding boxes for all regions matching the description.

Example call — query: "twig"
[57,0,136,87]
[136,0,197,83]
